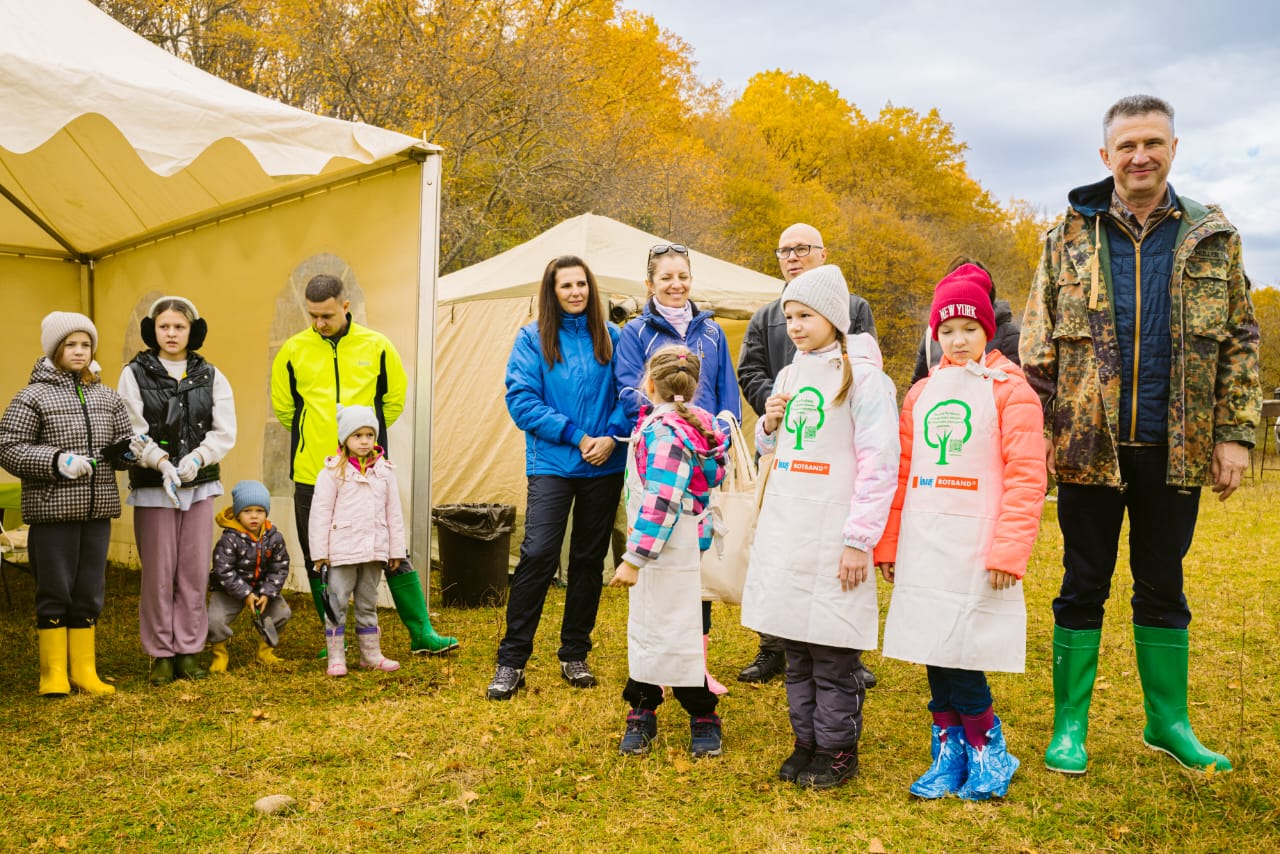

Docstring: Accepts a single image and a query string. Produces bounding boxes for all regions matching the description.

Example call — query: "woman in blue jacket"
[614,243,742,694]
[487,256,630,701]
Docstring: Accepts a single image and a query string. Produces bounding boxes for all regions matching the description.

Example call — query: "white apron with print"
[741,351,878,650]
[624,412,707,687]
[882,361,1026,672]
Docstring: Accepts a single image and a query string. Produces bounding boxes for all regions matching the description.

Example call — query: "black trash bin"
[432,503,515,607]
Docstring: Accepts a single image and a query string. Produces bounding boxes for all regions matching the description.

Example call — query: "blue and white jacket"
[614,299,742,424]
[504,312,630,478]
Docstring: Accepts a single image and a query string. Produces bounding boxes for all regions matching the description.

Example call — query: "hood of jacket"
[216,505,275,539]
[652,405,730,466]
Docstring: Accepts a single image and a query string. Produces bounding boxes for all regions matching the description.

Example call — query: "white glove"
[133,436,169,470]
[158,460,182,508]
[58,453,94,479]
[176,452,203,483]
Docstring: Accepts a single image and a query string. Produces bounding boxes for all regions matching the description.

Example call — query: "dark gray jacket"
[910,299,1020,386]
[0,358,132,524]
[737,293,876,416]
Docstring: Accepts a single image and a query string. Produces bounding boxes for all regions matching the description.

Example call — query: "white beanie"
[41,311,99,361]
[780,265,851,334]
[336,404,379,446]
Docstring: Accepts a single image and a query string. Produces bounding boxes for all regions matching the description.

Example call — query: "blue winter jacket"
[505,312,629,478]
[614,299,743,424]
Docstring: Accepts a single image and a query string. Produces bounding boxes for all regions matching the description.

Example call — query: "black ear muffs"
[140,316,208,351]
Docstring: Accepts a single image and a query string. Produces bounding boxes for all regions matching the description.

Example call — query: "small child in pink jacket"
[874,265,1047,801]
[309,405,406,676]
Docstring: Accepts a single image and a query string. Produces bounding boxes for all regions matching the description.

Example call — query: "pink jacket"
[874,350,1046,578]
[308,451,407,566]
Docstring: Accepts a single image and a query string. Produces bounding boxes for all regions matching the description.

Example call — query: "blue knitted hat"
[232,480,271,516]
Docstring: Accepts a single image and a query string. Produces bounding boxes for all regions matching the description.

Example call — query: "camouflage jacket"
[1020,182,1261,487]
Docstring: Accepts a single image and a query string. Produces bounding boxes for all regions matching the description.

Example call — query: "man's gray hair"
[304,274,345,303]
[1103,94,1175,141]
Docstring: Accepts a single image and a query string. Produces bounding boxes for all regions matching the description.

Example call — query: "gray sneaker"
[560,659,597,688]
[486,664,525,700]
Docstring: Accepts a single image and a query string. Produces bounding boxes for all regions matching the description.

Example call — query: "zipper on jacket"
[330,338,342,402]
[75,379,96,519]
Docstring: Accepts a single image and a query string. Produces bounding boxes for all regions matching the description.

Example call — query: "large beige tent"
[433,214,780,513]
[0,0,443,596]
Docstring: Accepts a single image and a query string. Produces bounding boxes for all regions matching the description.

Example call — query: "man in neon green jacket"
[271,274,458,655]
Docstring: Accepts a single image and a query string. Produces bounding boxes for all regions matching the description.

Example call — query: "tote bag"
[700,414,758,604]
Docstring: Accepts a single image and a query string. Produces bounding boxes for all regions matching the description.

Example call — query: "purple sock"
[931,710,962,736]
[961,707,995,749]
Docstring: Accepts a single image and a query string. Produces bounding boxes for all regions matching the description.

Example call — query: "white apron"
[624,410,707,687]
[741,351,878,650]
[881,361,1026,672]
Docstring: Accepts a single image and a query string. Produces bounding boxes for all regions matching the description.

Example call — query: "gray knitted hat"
[41,311,99,361]
[780,265,850,334]
[336,404,379,446]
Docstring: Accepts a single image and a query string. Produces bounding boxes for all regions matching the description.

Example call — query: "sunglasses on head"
[649,244,689,257]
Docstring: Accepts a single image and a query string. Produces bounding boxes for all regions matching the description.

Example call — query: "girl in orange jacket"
[874,264,1046,801]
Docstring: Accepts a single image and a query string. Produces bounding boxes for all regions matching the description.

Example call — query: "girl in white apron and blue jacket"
[609,346,729,759]
[874,264,1046,800]
[740,265,900,789]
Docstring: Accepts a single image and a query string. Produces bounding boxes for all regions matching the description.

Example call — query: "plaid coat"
[0,358,132,523]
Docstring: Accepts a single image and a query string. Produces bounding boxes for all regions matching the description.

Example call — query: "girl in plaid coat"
[0,312,133,697]
[609,346,729,758]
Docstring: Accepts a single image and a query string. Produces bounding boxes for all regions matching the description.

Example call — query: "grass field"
[1,480,1277,853]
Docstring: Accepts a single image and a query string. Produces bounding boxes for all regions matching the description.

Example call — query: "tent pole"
[410,153,443,592]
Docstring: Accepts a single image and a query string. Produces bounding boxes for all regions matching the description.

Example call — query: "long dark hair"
[538,255,612,368]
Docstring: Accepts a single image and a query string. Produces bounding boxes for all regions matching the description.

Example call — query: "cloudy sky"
[624,0,1280,286]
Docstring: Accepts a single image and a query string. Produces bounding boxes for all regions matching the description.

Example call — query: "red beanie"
[929,264,996,340]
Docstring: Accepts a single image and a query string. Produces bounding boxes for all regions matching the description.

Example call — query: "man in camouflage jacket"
[1021,95,1260,777]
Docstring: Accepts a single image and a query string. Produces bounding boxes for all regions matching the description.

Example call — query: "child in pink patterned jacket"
[309,405,405,677]
[610,346,729,759]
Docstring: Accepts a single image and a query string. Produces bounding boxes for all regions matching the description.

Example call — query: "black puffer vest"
[127,350,221,489]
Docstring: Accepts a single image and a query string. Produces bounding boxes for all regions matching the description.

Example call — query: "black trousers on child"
[622,677,717,717]
[30,519,111,628]
[784,639,865,750]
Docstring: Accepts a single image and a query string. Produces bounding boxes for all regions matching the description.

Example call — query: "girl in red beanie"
[874,264,1046,800]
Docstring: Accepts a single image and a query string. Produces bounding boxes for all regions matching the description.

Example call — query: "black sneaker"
[737,648,786,683]
[859,665,878,690]
[486,664,525,700]
[619,708,658,755]
[778,740,816,783]
[690,713,723,758]
[798,747,859,789]
[560,659,597,688]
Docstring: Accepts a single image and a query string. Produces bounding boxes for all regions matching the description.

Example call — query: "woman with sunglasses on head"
[614,243,742,695]
[487,256,632,701]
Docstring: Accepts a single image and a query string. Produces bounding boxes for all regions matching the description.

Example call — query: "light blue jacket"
[504,312,629,478]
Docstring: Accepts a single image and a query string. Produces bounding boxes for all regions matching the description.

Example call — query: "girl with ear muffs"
[118,297,237,685]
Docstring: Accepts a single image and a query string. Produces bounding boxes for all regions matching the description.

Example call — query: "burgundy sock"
[961,707,995,749]
[931,710,962,733]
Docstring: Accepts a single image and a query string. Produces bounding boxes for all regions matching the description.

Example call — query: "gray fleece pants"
[784,639,866,751]
[325,561,384,631]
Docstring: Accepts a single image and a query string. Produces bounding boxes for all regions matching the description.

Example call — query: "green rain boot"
[1044,626,1102,775]
[386,570,459,655]
[309,576,330,660]
[1133,625,1232,773]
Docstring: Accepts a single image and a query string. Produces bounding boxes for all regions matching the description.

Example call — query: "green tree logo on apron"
[785,386,825,450]
[924,399,972,464]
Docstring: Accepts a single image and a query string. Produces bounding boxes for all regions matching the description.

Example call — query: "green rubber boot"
[309,576,329,660]
[1134,625,1232,773]
[386,570,459,655]
[1044,626,1102,775]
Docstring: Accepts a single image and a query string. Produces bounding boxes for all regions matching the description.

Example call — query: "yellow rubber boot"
[38,627,70,696]
[67,627,115,696]
[209,641,229,674]
[257,639,283,666]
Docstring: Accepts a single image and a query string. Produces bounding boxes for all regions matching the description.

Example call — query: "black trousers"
[30,519,111,628]
[1053,446,1199,630]
[785,640,865,751]
[623,677,717,717]
[925,665,992,716]
[497,472,624,668]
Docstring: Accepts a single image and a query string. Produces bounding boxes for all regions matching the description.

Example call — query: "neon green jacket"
[270,319,407,486]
